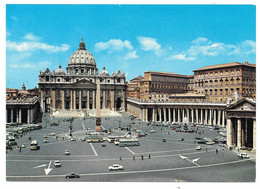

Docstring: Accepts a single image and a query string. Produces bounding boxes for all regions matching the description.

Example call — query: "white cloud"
[94,39,133,52]
[137,36,162,56]
[10,16,18,21]
[124,51,138,60]
[9,61,51,69]
[167,53,196,61]
[24,33,40,41]
[6,40,70,52]
[240,40,256,54]
[191,37,211,45]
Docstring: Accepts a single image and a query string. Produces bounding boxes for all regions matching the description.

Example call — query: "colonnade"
[6,108,34,124]
[227,118,256,150]
[141,107,226,126]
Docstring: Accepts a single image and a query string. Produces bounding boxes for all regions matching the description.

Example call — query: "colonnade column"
[169,109,172,123]
[152,109,155,122]
[213,110,217,126]
[73,90,76,110]
[19,109,22,123]
[217,110,221,126]
[93,91,96,109]
[87,91,90,109]
[103,90,106,109]
[178,109,181,124]
[200,109,203,124]
[27,109,30,123]
[173,109,175,123]
[61,90,65,110]
[110,90,114,110]
[11,109,13,123]
[227,118,233,147]
[191,109,194,123]
[205,109,208,125]
[145,108,148,122]
[159,108,162,122]
[182,109,185,123]
[70,90,73,110]
[187,109,189,123]
[196,109,198,123]
[222,111,225,127]
[79,90,82,110]
[237,119,242,148]
[163,108,166,122]
[209,109,212,125]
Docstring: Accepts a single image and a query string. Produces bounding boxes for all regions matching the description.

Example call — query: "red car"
[171,127,176,130]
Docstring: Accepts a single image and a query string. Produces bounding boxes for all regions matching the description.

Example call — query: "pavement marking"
[179,155,200,166]
[82,122,85,130]
[89,143,98,156]
[6,158,255,179]
[125,147,135,154]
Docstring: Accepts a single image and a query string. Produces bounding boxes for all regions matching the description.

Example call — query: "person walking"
[133,155,135,160]
[141,154,144,160]
[216,149,218,154]
[148,154,151,159]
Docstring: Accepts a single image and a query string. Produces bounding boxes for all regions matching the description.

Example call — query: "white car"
[70,138,76,141]
[65,150,70,155]
[205,141,215,145]
[108,164,123,171]
[44,139,49,143]
[237,153,250,159]
[196,146,202,150]
[54,160,61,167]
[150,130,156,133]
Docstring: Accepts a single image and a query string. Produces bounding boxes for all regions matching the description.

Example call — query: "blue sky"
[6,4,256,89]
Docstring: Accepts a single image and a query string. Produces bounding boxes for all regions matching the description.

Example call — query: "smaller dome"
[55,65,65,75]
[100,67,109,76]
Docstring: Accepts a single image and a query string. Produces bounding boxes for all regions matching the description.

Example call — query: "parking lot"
[6,113,256,182]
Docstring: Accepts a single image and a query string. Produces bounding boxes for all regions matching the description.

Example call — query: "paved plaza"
[6,112,255,182]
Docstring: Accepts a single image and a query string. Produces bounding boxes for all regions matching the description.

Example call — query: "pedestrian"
[148,154,151,159]
[141,155,144,160]
[238,148,240,152]
[168,131,170,135]
[216,149,218,154]
[133,155,135,160]
[119,156,122,160]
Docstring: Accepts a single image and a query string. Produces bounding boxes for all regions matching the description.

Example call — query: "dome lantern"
[78,37,86,50]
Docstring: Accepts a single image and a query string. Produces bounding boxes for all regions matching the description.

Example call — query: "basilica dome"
[55,65,65,75]
[68,38,96,65]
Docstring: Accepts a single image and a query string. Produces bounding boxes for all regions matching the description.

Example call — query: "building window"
[57,79,60,82]
[117,78,120,83]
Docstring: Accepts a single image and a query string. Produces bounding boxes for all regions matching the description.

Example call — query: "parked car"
[43,139,49,143]
[237,153,250,159]
[102,143,106,147]
[21,144,26,148]
[65,150,70,155]
[206,141,215,145]
[162,139,166,142]
[70,138,76,141]
[65,172,80,179]
[108,164,123,171]
[179,138,184,141]
[197,140,206,144]
[54,160,61,167]
[196,146,202,150]
[150,130,156,133]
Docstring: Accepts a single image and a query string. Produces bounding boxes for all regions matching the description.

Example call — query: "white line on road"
[125,147,135,154]
[89,143,98,156]
[6,158,254,179]
[82,122,85,129]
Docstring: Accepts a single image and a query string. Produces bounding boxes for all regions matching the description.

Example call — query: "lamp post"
[69,118,73,137]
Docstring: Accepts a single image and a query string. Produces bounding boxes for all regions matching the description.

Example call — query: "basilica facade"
[38,38,126,112]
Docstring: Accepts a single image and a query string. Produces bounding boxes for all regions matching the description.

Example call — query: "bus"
[107,135,126,143]
[30,140,39,150]
[118,138,140,147]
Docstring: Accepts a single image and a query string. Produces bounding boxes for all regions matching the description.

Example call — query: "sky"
[6,4,256,89]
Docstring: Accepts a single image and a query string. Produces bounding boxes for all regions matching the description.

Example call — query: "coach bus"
[118,138,140,147]
[107,135,126,143]
[30,140,39,150]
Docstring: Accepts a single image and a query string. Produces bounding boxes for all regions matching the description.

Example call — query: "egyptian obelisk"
[95,77,102,132]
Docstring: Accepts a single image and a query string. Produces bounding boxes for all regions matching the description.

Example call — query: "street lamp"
[69,117,73,137]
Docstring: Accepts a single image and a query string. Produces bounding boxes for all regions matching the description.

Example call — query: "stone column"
[11,109,13,123]
[31,109,33,123]
[95,78,101,132]
[27,109,30,123]
[169,109,172,123]
[152,109,155,122]
[159,108,162,122]
[173,109,175,123]
[155,108,158,122]
[253,119,256,151]
[163,108,166,122]
[182,109,185,123]
[70,90,73,110]
[146,108,148,122]
[61,90,65,110]
[87,91,90,109]
[19,109,22,123]
[74,90,76,110]
[196,109,198,123]
[237,119,242,148]
[187,109,189,123]
[110,90,114,110]
[209,109,212,125]
[242,123,245,147]
[16,109,19,123]
[102,90,106,109]
[51,89,56,110]
[191,109,194,123]
[40,90,45,112]
[93,90,96,109]
[227,118,233,147]
[222,111,225,127]
[213,110,217,126]
[200,109,203,124]
[122,89,126,111]
[142,109,145,122]
[205,109,208,125]
[217,110,221,126]
[178,109,181,123]
[79,90,82,110]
